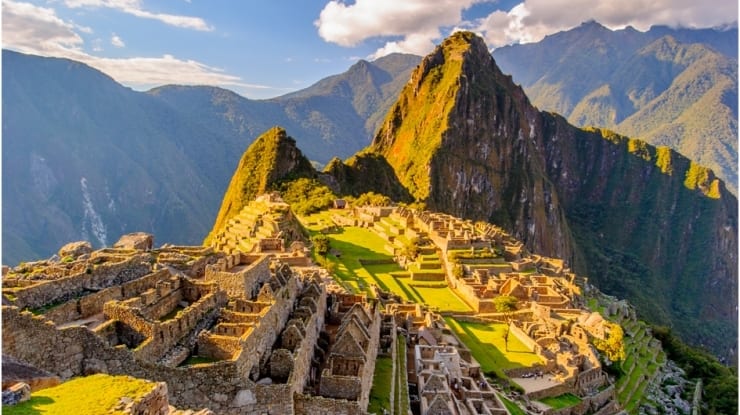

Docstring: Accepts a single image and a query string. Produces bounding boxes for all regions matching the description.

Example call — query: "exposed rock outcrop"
[58,241,93,259]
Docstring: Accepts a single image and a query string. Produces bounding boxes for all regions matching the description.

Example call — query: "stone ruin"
[2,200,628,415]
[1,229,383,414]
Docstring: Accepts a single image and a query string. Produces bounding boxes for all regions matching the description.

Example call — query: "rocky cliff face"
[204,126,314,244]
[367,31,737,361]
[372,31,576,262]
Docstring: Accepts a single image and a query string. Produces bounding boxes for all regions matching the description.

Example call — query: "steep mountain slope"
[2,51,418,264]
[2,50,227,265]
[149,53,420,163]
[366,31,737,361]
[203,126,315,244]
[493,21,738,193]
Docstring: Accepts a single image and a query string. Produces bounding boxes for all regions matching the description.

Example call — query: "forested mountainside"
[493,21,738,194]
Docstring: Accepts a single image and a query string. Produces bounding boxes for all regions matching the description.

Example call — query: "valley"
[1,25,736,415]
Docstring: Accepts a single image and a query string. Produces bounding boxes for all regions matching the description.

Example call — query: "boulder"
[113,232,154,250]
[1,382,31,405]
[58,241,93,259]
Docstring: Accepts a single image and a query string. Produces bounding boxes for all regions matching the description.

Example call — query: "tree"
[312,235,330,257]
[403,237,420,260]
[593,322,626,362]
[494,295,518,351]
[452,263,464,279]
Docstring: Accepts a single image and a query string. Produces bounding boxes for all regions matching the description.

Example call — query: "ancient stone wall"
[286,283,327,396]
[9,255,151,309]
[293,393,366,415]
[127,381,170,415]
[319,374,363,400]
[526,380,576,401]
[197,333,242,361]
[103,289,227,364]
[205,254,270,299]
[233,276,299,379]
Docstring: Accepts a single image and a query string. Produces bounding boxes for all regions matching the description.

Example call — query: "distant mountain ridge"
[493,21,738,193]
[149,53,420,164]
[1,50,419,265]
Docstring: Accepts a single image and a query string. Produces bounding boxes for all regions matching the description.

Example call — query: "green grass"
[3,374,155,415]
[300,222,472,312]
[395,335,410,415]
[159,305,184,321]
[180,355,220,366]
[444,317,544,377]
[499,394,527,415]
[368,357,393,414]
[409,285,471,312]
[539,393,582,409]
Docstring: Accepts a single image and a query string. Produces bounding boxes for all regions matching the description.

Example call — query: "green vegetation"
[655,146,674,174]
[499,394,527,415]
[395,335,410,415]
[652,326,737,415]
[627,138,652,161]
[494,28,737,194]
[301,216,471,311]
[204,127,315,245]
[683,161,721,199]
[408,285,471,312]
[158,305,184,322]
[352,191,392,207]
[447,248,498,261]
[371,32,474,200]
[3,373,155,415]
[368,356,393,414]
[311,234,330,256]
[180,355,220,366]
[539,393,582,409]
[444,317,543,378]
[279,178,337,215]
[592,322,626,362]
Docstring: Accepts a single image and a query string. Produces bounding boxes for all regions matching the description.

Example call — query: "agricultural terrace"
[444,317,544,378]
[300,211,472,312]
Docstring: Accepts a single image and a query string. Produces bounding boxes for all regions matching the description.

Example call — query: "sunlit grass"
[368,357,393,414]
[539,393,582,409]
[444,317,544,376]
[3,373,155,415]
[299,220,472,311]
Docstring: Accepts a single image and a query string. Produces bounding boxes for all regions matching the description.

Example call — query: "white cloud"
[316,0,480,57]
[76,24,94,34]
[317,0,738,54]
[1,0,272,95]
[476,0,739,47]
[63,0,213,31]
[110,33,125,48]
[2,0,84,54]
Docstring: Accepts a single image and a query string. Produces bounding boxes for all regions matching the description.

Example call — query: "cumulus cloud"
[316,0,479,57]
[477,0,739,47]
[110,33,125,48]
[3,0,84,54]
[317,0,738,54]
[63,0,213,31]
[1,0,271,95]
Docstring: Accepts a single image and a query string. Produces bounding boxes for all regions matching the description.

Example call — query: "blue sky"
[2,0,737,99]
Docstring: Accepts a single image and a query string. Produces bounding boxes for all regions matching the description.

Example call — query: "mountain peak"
[371,31,529,202]
[204,126,314,244]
